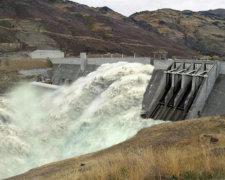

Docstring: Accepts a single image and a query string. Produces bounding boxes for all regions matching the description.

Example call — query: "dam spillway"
[141,60,221,121]
[0,62,163,179]
[18,52,225,121]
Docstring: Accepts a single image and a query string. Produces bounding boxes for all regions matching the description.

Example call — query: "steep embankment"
[131,9,225,58]
[7,115,225,180]
[0,0,195,57]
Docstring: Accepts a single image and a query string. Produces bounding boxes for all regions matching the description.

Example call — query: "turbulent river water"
[0,62,164,179]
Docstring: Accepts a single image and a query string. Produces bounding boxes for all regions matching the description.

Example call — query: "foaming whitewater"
[0,62,164,179]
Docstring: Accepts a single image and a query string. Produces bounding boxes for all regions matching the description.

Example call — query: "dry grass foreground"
[7,116,225,180]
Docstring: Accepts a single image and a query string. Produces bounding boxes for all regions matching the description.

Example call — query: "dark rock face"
[131,9,225,57]
[98,6,114,14]
[201,9,225,20]
[0,0,195,57]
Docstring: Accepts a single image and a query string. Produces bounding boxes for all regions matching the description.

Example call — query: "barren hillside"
[0,0,196,57]
[131,9,225,58]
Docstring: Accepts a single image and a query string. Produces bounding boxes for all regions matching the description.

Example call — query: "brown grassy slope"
[131,9,225,57]
[0,0,196,57]
[0,58,52,71]
[0,58,52,93]
[7,115,225,180]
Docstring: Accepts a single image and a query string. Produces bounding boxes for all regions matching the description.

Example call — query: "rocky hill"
[0,0,195,57]
[131,9,225,58]
[1,0,224,58]
[7,115,225,180]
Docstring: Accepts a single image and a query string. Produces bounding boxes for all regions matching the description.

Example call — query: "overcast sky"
[72,0,225,16]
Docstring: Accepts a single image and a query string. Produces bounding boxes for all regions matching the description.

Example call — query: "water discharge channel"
[0,62,165,179]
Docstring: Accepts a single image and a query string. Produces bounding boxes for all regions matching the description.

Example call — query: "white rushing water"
[0,62,164,179]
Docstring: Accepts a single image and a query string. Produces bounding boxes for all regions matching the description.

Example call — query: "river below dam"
[0,62,164,179]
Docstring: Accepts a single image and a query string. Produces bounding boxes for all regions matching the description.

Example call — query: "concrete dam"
[24,52,225,121]
[141,60,225,121]
[2,54,225,178]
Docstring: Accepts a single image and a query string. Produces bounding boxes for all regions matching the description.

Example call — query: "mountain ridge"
[130,8,225,58]
[0,0,196,57]
[0,0,224,58]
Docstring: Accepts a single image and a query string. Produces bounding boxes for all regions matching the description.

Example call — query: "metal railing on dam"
[141,60,219,121]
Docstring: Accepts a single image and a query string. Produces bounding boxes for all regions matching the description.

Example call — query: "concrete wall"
[50,57,151,65]
[202,75,225,116]
[51,64,80,85]
[50,58,81,65]
[50,58,173,87]
[87,57,151,65]
[186,62,219,119]
[219,61,225,75]
[153,59,173,69]
[29,50,64,59]
[141,70,167,118]
[50,56,152,85]
[51,64,98,85]
[141,59,172,118]
[142,60,222,120]
[19,68,52,77]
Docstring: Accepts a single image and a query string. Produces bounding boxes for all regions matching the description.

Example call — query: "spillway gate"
[141,61,218,121]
